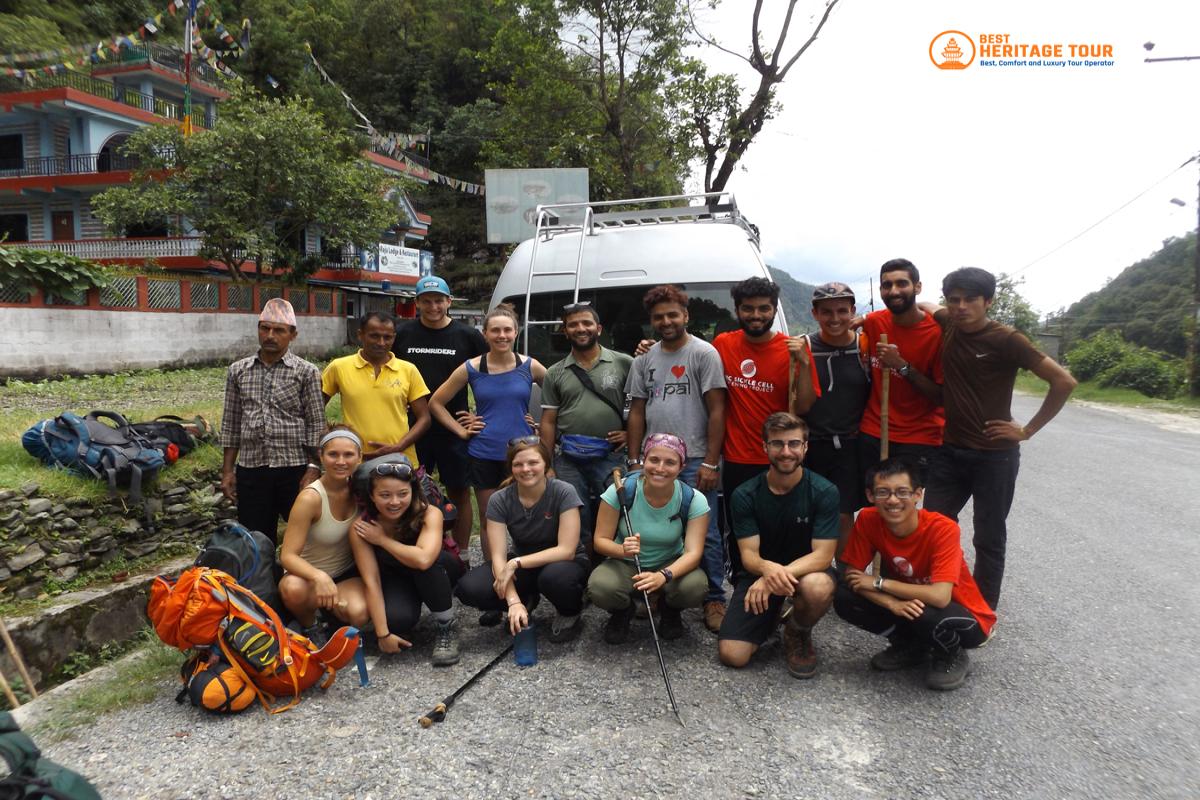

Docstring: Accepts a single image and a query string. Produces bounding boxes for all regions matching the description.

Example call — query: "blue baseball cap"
[415,276,451,297]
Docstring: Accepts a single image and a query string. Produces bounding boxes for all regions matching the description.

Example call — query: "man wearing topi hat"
[219,297,326,545]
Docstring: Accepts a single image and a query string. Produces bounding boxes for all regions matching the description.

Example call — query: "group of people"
[219,260,1076,691]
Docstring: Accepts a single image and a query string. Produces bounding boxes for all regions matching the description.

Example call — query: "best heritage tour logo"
[930,30,1115,70]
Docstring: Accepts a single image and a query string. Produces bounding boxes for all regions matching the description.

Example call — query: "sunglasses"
[562,301,593,312]
[370,463,415,480]
[508,435,541,447]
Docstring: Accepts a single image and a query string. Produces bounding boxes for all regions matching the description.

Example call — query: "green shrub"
[1097,349,1185,398]
[1066,329,1128,381]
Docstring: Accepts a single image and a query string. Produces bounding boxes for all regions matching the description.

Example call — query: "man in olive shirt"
[922,267,1077,608]
[539,302,632,555]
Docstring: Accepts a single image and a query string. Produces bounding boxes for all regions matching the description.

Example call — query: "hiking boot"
[657,604,684,640]
[870,636,929,672]
[782,622,817,679]
[301,620,329,649]
[431,619,461,667]
[926,647,970,691]
[603,607,633,645]
[633,593,650,619]
[703,600,726,634]
[547,613,583,643]
[478,609,503,627]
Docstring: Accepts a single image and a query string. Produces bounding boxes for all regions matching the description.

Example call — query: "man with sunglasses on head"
[718,413,838,679]
[539,302,633,559]
[835,457,996,691]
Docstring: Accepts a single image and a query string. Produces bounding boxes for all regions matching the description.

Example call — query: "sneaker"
[657,604,684,640]
[870,636,929,672]
[431,619,461,667]
[603,607,633,645]
[703,600,726,634]
[301,621,329,649]
[547,613,583,643]
[478,609,503,627]
[926,647,970,691]
[782,622,817,679]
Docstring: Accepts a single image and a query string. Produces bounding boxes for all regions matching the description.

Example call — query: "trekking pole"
[0,667,19,709]
[418,643,514,727]
[0,619,36,699]
[879,333,890,460]
[612,469,684,727]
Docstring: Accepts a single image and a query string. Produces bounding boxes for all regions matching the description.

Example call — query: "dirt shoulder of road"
[1068,398,1200,436]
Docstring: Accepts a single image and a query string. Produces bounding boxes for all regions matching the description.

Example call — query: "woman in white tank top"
[278,427,369,644]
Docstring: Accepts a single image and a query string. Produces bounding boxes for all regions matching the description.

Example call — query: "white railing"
[3,237,204,260]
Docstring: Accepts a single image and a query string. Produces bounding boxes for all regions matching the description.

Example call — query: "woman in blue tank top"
[430,304,547,554]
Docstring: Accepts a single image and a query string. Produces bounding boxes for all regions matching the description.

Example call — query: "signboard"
[419,250,435,278]
[484,168,590,244]
[376,243,420,277]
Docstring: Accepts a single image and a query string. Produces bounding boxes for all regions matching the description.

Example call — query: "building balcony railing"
[0,151,140,178]
[107,43,225,87]
[3,236,203,260]
[0,72,214,129]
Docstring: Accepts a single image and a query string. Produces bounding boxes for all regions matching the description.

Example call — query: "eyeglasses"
[766,439,807,451]
[508,435,541,447]
[562,301,593,312]
[870,487,916,500]
[370,463,415,480]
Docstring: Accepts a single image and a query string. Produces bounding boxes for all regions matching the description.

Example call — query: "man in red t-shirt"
[835,457,995,691]
[857,259,944,487]
[713,277,804,576]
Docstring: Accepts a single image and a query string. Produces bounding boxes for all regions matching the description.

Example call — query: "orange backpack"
[148,567,361,714]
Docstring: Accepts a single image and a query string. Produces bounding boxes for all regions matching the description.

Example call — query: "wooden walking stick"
[0,618,36,699]
[0,667,19,709]
[879,333,890,460]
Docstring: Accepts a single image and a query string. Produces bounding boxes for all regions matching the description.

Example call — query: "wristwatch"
[626,456,643,468]
[897,363,912,378]
[873,576,884,591]
[659,568,674,583]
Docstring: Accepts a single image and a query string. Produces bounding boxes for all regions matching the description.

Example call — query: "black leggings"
[833,583,987,655]
[378,551,463,634]
[455,558,589,616]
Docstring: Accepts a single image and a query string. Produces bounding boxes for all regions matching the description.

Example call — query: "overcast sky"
[690,0,1200,315]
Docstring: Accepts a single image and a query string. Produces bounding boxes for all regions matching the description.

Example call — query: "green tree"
[92,87,403,281]
[990,273,1040,340]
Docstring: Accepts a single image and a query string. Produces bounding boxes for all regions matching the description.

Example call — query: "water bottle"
[513,622,538,667]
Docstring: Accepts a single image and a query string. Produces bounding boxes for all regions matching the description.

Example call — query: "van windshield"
[501,282,744,363]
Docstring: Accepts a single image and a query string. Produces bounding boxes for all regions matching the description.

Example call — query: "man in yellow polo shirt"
[322,311,431,464]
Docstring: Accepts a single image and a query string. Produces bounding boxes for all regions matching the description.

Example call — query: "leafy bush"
[1065,330,1127,381]
[1066,329,1184,398]
[0,245,111,297]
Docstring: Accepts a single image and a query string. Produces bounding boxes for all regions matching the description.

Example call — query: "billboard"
[484,168,590,244]
[377,243,420,277]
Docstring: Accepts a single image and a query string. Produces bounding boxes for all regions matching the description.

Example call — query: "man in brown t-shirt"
[923,268,1077,609]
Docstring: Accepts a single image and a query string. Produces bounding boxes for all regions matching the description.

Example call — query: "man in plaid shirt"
[220,298,326,545]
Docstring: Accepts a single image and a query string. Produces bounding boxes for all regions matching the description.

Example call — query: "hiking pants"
[377,551,463,634]
[586,558,707,612]
[235,464,307,546]
[455,557,589,616]
[553,450,624,553]
[922,444,1020,610]
[833,583,987,655]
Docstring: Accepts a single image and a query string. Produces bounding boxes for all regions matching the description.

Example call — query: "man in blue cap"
[393,276,487,555]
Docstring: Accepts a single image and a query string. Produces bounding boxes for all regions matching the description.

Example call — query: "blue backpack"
[22,410,166,505]
[616,471,695,533]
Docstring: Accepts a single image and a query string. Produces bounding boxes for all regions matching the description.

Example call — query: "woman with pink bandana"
[587,433,709,644]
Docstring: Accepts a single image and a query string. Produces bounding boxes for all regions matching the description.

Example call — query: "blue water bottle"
[513,622,538,667]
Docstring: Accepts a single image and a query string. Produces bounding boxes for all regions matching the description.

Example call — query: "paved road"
[45,397,1200,799]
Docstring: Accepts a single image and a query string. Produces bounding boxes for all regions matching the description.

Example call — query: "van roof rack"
[519,192,754,353]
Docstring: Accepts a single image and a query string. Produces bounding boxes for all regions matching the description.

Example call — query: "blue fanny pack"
[559,434,612,460]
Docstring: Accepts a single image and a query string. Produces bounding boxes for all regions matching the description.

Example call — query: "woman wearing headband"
[279,425,368,647]
[454,437,589,643]
[587,433,709,644]
[350,460,464,666]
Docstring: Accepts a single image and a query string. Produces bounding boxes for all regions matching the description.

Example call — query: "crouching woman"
[455,438,590,643]
[588,433,708,644]
[278,427,369,645]
[351,461,465,666]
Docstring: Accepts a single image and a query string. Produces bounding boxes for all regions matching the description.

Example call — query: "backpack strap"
[566,363,624,425]
[619,472,693,535]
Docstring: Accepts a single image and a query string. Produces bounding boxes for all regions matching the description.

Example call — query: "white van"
[488,193,786,365]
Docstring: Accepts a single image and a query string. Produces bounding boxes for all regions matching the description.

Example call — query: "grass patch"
[1016,371,1200,414]
[32,629,182,742]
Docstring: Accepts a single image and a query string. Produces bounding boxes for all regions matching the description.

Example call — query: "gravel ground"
[43,397,1200,799]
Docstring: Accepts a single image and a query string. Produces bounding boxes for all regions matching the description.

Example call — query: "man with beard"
[712,278,805,571]
[626,285,728,632]
[539,302,632,557]
[392,276,486,553]
[857,259,945,479]
[717,413,838,678]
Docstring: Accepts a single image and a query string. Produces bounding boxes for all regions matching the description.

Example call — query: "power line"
[1009,154,1198,278]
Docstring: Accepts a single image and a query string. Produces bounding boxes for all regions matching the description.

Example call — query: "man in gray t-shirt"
[626,285,729,632]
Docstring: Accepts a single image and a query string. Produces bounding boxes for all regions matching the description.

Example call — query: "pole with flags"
[182,0,199,136]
